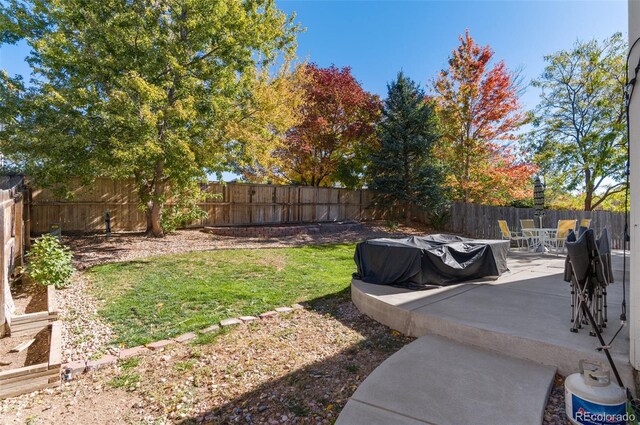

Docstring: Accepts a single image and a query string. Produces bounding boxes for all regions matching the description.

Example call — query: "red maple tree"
[275,64,380,187]
[433,30,536,205]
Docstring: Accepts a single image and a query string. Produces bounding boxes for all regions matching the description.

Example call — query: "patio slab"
[336,335,556,425]
[351,250,634,388]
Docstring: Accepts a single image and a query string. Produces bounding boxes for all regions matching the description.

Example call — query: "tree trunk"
[145,200,164,237]
[584,192,593,211]
[148,200,163,237]
[145,160,165,237]
[584,168,593,211]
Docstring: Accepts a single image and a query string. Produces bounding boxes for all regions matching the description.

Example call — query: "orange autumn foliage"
[433,30,536,205]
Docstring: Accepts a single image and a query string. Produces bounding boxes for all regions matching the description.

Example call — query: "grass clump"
[108,372,140,391]
[119,357,141,370]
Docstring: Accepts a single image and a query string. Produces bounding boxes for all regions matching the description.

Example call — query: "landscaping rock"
[62,360,87,379]
[146,340,174,351]
[239,316,257,323]
[220,318,243,327]
[275,307,293,313]
[291,303,304,310]
[57,273,116,363]
[118,345,148,359]
[174,333,197,343]
[201,324,220,334]
[259,311,278,319]
[86,355,117,370]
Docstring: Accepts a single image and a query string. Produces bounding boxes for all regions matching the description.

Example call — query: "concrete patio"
[337,250,632,425]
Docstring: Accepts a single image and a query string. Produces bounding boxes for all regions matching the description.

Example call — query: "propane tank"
[565,360,627,425]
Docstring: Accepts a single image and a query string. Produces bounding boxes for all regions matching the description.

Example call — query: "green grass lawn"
[87,244,357,347]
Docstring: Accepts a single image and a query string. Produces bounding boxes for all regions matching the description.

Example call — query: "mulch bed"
[1,301,414,424]
[63,222,432,269]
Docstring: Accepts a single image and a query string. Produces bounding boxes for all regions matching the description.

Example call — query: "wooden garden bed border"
[0,321,61,399]
[9,285,58,336]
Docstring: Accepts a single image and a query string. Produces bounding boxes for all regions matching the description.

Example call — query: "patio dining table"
[521,227,558,252]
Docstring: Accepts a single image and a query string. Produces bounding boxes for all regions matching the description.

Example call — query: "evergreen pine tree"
[368,72,445,222]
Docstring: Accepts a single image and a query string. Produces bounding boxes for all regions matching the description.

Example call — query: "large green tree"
[367,72,445,222]
[529,33,627,211]
[0,0,297,236]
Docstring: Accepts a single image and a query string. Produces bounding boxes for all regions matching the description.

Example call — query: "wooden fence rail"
[436,202,629,250]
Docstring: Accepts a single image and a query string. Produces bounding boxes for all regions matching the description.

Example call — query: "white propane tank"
[565,360,628,425]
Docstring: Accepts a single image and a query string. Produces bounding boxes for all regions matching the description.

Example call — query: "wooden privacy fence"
[30,178,386,233]
[0,176,28,338]
[443,202,629,249]
[28,178,630,248]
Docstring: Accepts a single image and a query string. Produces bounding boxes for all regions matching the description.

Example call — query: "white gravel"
[57,273,116,362]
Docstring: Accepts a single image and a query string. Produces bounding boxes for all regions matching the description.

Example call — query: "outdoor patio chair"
[498,220,527,249]
[547,219,577,255]
[519,219,539,249]
[580,218,592,228]
[564,228,612,334]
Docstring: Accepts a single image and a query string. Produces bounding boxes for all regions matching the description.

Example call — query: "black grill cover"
[353,234,510,288]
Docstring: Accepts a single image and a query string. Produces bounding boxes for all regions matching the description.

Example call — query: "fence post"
[24,187,31,249]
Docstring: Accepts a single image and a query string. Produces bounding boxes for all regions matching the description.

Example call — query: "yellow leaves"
[227,60,307,182]
[41,83,66,104]
[122,72,165,103]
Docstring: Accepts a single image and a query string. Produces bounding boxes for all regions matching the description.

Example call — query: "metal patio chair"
[520,219,539,250]
[498,220,527,250]
[547,219,577,255]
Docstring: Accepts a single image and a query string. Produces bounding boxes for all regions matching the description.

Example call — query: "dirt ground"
[10,278,48,316]
[64,222,431,269]
[2,301,414,424]
[2,279,50,373]
[0,327,50,372]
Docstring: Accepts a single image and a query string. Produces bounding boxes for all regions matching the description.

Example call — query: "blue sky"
[0,1,628,180]
[0,1,628,110]
[276,0,628,109]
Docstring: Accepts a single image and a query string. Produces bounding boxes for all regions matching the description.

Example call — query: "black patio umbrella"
[533,176,545,228]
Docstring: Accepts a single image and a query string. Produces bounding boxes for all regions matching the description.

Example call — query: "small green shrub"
[428,207,451,231]
[161,204,208,233]
[385,220,399,231]
[26,235,74,288]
